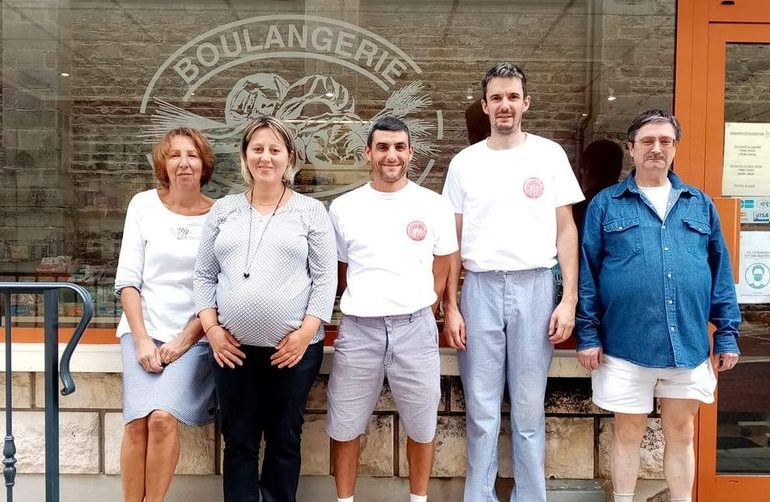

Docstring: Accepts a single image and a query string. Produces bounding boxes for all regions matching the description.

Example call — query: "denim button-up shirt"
[576,171,740,368]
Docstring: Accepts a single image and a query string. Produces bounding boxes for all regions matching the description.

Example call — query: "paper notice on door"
[737,231,770,304]
[722,122,770,196]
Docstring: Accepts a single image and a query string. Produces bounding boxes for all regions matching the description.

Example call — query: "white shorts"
[592,355,716,414]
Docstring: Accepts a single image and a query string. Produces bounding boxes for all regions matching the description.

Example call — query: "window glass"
[0,0,676,326]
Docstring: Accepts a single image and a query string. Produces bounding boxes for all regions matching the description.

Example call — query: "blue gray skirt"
[120,334,215,426]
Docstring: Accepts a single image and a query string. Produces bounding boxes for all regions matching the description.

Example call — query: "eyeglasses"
[635,136,677,149]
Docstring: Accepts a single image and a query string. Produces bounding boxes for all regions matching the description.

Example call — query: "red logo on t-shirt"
[523,177,545,198]
[406,221,428,241]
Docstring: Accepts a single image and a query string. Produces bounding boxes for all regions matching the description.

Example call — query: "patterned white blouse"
[194,191,337,347]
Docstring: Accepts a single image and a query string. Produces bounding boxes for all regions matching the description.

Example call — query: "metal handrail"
[0,282,94,502]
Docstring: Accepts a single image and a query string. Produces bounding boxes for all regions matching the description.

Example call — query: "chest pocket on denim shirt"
[682,218,710,259]
[602,217,641,257]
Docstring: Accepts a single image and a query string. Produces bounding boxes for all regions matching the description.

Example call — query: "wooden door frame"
[676,1,770,500]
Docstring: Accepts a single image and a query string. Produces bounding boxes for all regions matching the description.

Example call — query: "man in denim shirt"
[576,110,740,502]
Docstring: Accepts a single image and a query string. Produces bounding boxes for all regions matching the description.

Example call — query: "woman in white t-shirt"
[114,128,216,502]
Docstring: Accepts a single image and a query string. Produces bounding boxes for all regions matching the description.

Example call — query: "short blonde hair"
[152,128,214,188]
[239,115,297,186]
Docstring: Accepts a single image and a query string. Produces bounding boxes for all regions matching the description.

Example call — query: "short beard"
[493,122,517,135]
[492,116,521,136]
[377,164,408,183]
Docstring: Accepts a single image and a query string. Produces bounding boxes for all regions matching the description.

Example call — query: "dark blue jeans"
[210,340,324,502]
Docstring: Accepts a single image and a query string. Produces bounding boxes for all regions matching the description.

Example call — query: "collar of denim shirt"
[610,170,699,199]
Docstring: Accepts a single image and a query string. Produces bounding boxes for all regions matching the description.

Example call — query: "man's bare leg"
[611,413,648,499]
[406,437,434,496]
[332,437,361,499]
[661,398,700,501]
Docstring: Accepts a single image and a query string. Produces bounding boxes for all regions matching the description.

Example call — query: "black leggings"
[210,340,323,502]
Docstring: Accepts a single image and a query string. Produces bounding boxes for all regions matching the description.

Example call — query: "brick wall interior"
[1,0,675,289]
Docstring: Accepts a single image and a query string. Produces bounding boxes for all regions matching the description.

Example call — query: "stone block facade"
[0,372,665,481]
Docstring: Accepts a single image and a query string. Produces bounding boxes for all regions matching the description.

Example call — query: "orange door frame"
[675,1,770,500]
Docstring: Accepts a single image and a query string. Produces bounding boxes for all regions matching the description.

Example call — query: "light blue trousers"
[459,269,555,502]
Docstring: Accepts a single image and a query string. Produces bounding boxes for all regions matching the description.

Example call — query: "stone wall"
[0,371,665,481]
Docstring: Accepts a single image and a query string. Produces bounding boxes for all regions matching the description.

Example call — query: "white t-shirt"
[329,181,459,317]
[114,189,207,342]
[442,134,584,272]
[638,180,672,219]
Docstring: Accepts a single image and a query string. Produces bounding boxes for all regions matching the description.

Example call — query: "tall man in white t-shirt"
[326,116,458,502]
[442,63,584,502]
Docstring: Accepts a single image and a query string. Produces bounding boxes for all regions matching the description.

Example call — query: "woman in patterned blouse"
[194,115,337,501]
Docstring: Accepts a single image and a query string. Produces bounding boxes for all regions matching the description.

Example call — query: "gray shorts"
[325,308,441,443]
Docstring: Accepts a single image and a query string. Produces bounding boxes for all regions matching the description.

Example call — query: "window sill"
[0,344,588,377]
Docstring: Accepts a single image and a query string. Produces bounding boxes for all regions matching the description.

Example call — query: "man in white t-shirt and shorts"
[326,116,458,502]
[442,63,584,502]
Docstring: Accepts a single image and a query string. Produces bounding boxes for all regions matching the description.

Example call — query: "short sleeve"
[442,157,465,214]
[433,196,459,256]
[552,145,585,208]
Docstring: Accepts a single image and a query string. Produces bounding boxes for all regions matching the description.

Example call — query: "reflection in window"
[0,0,675,326]
[716,42,770,475]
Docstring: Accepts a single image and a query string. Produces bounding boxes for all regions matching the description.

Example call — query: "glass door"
[698,23,770,502]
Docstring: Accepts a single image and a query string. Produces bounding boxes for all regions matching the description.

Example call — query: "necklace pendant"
[243,184,285,281]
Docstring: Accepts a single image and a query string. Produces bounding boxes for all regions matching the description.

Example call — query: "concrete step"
[12,474,607,501]
[738,420,770,436]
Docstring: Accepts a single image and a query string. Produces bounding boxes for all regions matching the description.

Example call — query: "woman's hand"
[133,336,163,373]
[208,326,246,369]
[159,337,191,366]
[271,327,315,369]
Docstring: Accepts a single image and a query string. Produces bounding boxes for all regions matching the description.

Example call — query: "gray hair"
[626,109,682,143]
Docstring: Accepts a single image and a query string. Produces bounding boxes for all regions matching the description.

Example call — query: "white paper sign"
[722,122,770,196]
[737,231,770,303]
[740,198,770,224]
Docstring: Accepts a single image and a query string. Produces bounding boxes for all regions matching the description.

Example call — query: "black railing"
[0,282,94,502]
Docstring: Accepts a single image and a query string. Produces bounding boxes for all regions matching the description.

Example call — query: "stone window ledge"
[0,344,589,377]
